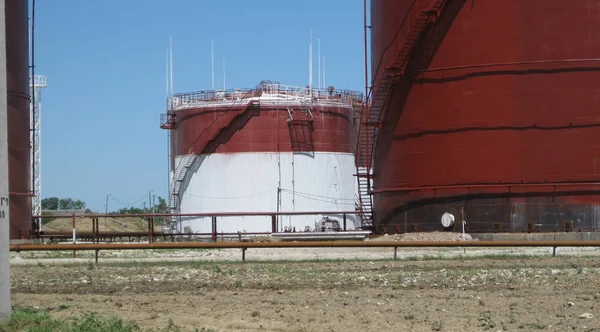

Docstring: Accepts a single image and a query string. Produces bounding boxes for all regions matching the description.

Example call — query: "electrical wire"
[183,189,275,200]
[107,194,148,207]
[280,188,356,201]
[280,188,356,206]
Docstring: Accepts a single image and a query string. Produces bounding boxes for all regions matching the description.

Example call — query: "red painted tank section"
[174,105,357,156]
[371,0,600,233]
[6,0,31,239]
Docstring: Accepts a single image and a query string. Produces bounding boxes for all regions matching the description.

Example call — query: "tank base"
[373,192,600,234]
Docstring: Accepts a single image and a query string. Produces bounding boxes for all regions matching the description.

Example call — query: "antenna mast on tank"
[323,55,326,89]
[222,57,226,90]
[308,29,313,92]
[318,38,321,90]
[166,49,169,98]
[169,35,174,96]
[211,40,215,90]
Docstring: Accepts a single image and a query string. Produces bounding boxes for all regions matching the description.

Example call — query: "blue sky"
[35,0,367,212]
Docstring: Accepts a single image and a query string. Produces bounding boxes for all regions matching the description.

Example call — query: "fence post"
[72,214,77,258]
[211,216,217,242]
[148,217,154,244]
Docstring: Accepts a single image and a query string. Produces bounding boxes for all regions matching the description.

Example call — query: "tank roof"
[169,83,363,112]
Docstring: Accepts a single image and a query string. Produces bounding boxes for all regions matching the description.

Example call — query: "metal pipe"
[31,211,360,219]
[38,231,273,237]
[8,192,34,196]
[372,181,600,194]
[363,0,370,163]
[9,240,600,251]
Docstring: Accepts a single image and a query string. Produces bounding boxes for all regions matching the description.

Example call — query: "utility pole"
[152,195,156,214]
[148,190,154,212]
[0,0,11,320]
[104,194,110,228]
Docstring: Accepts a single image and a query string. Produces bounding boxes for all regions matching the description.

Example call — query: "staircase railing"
[355,0,448,228]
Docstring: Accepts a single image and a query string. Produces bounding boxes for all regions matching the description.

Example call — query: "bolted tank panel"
[6,0,30,239]
[371,0,600,233]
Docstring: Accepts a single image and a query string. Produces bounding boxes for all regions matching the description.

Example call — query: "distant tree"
[41,197,59,210]
[57,198,86,210]
[73,199,86,209]
[42,197,86,210]
[155,197,167,213]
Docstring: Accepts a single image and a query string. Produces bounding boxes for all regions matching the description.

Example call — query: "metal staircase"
[386,0,448,73]
[169,154,195,213]
[355,0,448,229]
[164,98,261,221]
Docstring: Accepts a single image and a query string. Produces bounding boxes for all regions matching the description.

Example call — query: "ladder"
[355,0,448,228]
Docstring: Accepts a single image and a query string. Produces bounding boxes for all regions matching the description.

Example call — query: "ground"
[8,245,600,331]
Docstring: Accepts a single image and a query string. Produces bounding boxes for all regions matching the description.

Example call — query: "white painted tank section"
[176,152,359,233]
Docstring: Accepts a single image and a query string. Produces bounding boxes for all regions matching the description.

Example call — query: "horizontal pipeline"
[9,240,600,251]
[38,231,273,237]
[9,191,35,197]
[32,211,359,219]
[371,181,600,194]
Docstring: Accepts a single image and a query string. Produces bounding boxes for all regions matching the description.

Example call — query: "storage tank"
[161,81,363,233]
[369,0,600,233]
[6,0,31,239]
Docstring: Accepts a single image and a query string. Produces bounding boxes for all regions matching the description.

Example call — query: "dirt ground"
[8,247,600,331]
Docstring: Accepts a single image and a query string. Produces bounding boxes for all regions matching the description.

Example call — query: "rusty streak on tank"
[6,0,31,239]
[370,0,600,234]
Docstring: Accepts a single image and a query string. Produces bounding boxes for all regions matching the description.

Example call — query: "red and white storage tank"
[161,81,363,233]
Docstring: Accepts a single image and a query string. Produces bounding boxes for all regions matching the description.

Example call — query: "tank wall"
[178,152,359,233]
[370,0,411,83]
[371,0,600,232]
[174,106,357,155]
[6,0,30,238]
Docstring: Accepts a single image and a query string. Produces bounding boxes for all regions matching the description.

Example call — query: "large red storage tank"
[6,0,31,238]
[370,0,600,233]
[162,82,363,233]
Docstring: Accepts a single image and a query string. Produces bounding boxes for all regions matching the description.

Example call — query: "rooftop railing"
[168,83,363,111]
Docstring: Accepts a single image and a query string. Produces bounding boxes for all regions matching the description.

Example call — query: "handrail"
[11,240,600,251]
[32,211,360,219]
[169,84,363,111]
